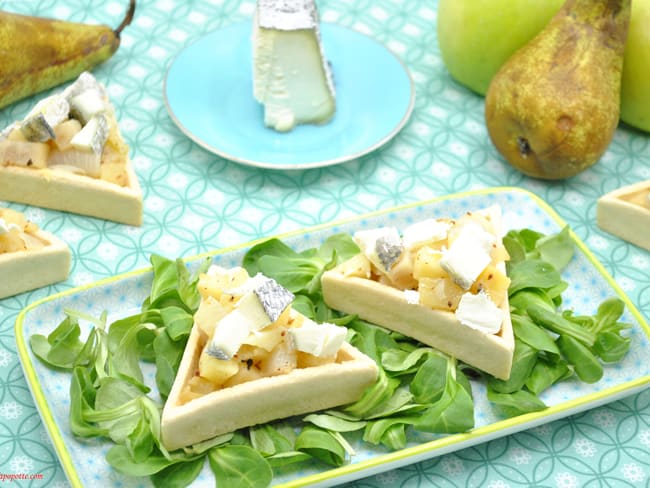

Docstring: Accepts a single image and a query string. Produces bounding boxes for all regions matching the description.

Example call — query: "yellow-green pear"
[437,0,563,95]
[620,0,650,132]
[0,0,136,109]
[485,0,631,180]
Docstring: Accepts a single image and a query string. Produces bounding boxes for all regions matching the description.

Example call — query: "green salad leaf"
[487,226,631,415]
[30,313,87,369]
[208,445,273,488]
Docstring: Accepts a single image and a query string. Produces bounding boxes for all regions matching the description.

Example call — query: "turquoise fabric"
[0,1,649,487]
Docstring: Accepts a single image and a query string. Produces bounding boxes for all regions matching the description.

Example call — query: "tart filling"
[0,207,70,298]
[161,266,378,451]
[321,206,515,380]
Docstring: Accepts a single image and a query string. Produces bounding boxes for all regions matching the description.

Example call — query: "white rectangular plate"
[15,188,650,487]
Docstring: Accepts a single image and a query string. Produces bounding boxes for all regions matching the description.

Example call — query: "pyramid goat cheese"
[0,207,70,298]
[321,206,515,380]
[597,179,650,251]
[0,72,142,226]
[253,0,336,132]
[161,266,377,451]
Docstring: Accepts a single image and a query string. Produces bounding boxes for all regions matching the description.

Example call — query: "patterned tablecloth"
[0,1,649,487]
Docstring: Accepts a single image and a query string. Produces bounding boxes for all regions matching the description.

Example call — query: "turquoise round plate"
[163,21,415,169]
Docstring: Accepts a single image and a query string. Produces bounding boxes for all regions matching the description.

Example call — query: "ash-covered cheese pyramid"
[0,72,142,226]
[253,0,336,132]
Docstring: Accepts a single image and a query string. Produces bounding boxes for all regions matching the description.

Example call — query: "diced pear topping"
[48,148,101,177]
[205,274,295,359]
[0,140,49,168]
[52,119,83,150]
[0,209,46,254]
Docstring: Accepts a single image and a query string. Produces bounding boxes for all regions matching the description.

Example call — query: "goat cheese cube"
[354,227,403,273]
[440,223,494,289]
[20,95,70,142]
[71,114,109,154]
[69,89,107,124]
[455,291,503,334]
[288,319,347,358]
[236,275,294,329]
[402,219,451,249]
[205,309,254,360]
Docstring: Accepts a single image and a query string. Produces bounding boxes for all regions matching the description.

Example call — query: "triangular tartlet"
[597,180,650,251]
[161,267,378,451]
[0,207,70,298]
[321,206,515,380]
[0,72,142,226]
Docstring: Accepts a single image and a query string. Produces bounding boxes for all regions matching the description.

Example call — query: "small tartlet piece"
[0,208,70,299]
[0,72,142,226]
[321,206,515,380]
[161,266,378,451]
[597,180,650,251]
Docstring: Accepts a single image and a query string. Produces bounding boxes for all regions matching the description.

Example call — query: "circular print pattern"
[0,1,648,487]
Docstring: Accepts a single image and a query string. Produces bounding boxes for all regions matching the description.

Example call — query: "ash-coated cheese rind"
[251,275,295,323]
[256,0,319,30]
[253,0,336,132]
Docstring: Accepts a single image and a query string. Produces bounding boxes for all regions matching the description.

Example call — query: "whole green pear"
[620,0,650,132]
[437,0,563,95]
